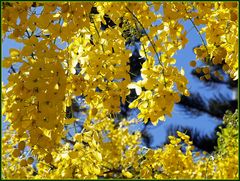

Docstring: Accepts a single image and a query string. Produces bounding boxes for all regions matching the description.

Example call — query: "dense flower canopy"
[1,2,238,179]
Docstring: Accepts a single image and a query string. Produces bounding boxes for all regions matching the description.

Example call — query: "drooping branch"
[188,18,208,52]
[125,6,167,86]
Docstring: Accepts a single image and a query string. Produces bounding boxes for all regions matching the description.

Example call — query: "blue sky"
[1,10,233,148]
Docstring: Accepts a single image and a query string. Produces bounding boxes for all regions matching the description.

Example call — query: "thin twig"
[188,18,208,53]
[25,30,31,38]
[142,44,148,61]
[73,122,77,133]
[90,14,105,53]
[126,7,167,87]
[125,6,162,66]
[128,71,138,77]
[10,65,16,73]
[62,137,76,145]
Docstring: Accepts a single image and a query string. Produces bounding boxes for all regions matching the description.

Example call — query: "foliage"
[1,2,238,179]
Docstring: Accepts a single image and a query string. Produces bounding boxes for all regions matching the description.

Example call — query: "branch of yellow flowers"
[125,7,167,87]
[89,13,105,53]
[125,6,162,67]
[188,18,208,54]
[183,6,211,65]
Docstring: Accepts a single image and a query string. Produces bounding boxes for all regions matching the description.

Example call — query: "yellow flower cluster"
[192,2,238,79]
[3,113,238,179]
[2,2,238,179]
